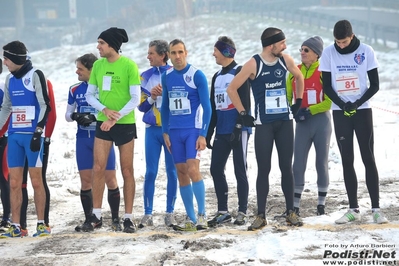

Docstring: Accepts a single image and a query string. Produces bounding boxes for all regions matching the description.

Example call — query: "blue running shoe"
[33,224,51,237]
[208,212,232,227]
[0,225,21,238]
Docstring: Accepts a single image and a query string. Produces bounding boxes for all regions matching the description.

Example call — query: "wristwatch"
[35,128,43,134]
[239,110,247,116]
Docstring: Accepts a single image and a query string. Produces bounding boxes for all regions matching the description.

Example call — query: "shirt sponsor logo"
[265,80,283,89]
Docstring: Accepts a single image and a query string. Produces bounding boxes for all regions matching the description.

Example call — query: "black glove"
[206,134,213,149]
[237,111,255,127]
[30,131,42,152]
[230,123,242,148]
[290,98,302,116]
[70,112,81,121]
[44,137,51,146]
[294,108,311,122]
[342,102,357,117]
[77,113,97,127]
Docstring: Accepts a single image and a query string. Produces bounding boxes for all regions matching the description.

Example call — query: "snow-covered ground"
[0,13,398,266]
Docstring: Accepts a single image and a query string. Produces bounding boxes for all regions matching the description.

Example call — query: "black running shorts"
[95,122,137,146]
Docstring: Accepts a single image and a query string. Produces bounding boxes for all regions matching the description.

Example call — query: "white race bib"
[102,76,112,91]
[168,91,191,115]
[214,88,231,110]
[265,88,288,114]
[335,72,360,96]
[11,106,35,128]
[307,90,317,105]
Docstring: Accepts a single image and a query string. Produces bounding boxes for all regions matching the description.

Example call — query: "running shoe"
[196,214,208,230]
[317,205,325,216]
[173,217,197,232]
[45,224,51,234]
[91,214,103,229]
[20,228,29,237]
[372,210,388,224]
[111,218,122,232]
[286,210,303,226]
[208,212,231,227]
[247,215,267,231]
[335,209,360,224]
[233,212,247,225]
[0,219,11,232]
[164,213,176,227]
[33,224,51,237]
[138,214,153,228]
[75,221,94,232]
[123,218,136,233]
[0,225,21,238]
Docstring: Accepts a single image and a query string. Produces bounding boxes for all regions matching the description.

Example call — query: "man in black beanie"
[86,27,141,233]
[97,27,129,53]
[0,40,51,238]
[0,57,12,234]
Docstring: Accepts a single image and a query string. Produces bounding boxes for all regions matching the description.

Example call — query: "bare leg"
[9,168,23,225]
[118,139,135,214]
[92,138,112,210]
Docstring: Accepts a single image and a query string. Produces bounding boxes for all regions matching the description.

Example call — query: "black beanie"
[98,27,129,53]
[3,40,27,65]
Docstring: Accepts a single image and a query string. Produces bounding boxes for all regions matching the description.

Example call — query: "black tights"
[254,120,295,216]
[333,109,379,209]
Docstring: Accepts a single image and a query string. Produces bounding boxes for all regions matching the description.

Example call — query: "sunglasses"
[299,48,310,53]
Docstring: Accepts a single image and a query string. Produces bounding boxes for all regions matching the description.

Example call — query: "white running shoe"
[335,209,360,224]
[138,214,153,228]
[196,214,208,230]
[372,211,388,224]
[164,213,176,227]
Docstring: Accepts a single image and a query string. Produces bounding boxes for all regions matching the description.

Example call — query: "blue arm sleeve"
[195,70,211,137]
[160,73,170,134]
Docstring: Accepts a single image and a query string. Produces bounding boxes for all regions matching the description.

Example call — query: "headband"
[261,31,286,47]
[214,41,236,58]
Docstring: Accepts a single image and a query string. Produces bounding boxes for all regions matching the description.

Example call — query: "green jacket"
[286,60,332,115]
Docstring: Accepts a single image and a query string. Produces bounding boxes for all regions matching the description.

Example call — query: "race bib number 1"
[265,88,288,114]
